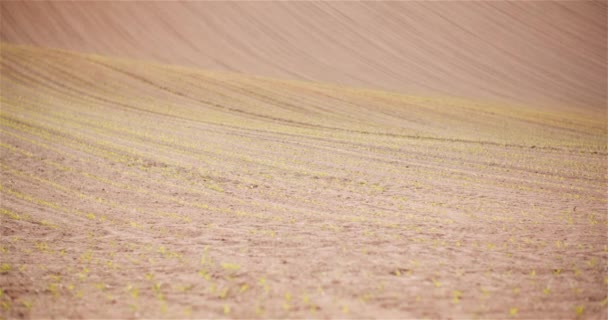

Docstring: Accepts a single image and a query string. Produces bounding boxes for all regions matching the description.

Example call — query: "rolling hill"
[1,1,607,318]
[2,1,606,109]
[0,43,606,318]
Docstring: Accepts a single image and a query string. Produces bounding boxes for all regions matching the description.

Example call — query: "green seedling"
[0,264,10,273]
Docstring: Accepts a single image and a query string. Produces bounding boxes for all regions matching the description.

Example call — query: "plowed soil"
[0,2,607,319]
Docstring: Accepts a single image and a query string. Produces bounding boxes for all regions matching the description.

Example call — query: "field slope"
[0,44,607,318]
[2,1,606,109]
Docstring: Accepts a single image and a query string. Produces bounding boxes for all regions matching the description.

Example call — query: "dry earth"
[1,1,607,319]
[1,1,606,109]
[0,43,606,319]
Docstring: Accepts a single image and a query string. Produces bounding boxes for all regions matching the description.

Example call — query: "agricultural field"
[0,43,607,319]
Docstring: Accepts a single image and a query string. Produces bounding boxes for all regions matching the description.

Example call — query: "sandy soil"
[1,1,606,109]
[0,43,606,319]
[1,2,607,319]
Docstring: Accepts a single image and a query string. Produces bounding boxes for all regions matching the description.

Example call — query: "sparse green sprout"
[0,264,10,273]
[431,277,441,288]
[198,269,211,280]
[220,263,241,271]
[126,284,139,298]
[452,290,462,303]
[48,283,59,296]
[21,301,32,310]
[160,301,168,314]
[219,287,229,299]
